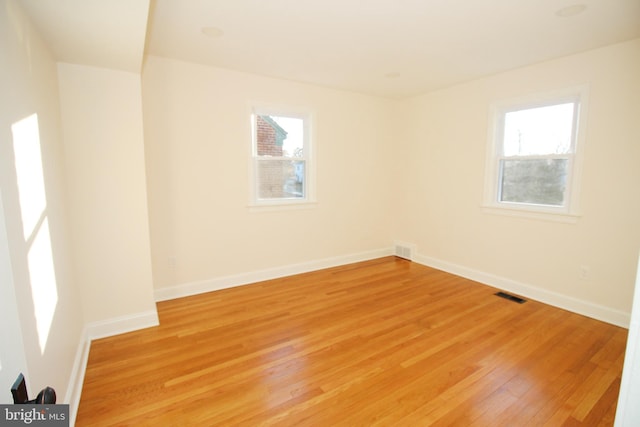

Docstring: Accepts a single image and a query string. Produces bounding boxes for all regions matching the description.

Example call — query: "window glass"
[251,112,311,205]
[497,102,576,208]
[502,103,574,156]
[499,158,568,206]
[483,86,587,219]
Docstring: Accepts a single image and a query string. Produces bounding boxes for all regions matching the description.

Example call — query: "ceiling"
[19,0,640,98]
[19,0,150,73]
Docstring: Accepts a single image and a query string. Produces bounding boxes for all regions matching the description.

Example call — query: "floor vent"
[495,291,527,304]
[394,242,414,261]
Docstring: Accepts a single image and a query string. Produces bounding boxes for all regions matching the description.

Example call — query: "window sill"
[481,205,581,224]
[248,199,317,212]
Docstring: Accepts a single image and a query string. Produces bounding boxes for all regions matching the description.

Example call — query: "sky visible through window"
[503,103,574,156]
[271,116,303,157]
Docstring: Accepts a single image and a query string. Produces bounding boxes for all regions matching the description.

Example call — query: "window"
[250,107,313,206]
[484,86,588,220]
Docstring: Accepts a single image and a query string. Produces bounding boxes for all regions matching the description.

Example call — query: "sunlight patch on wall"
[12,115,46,240]
[27,218,58,352]
[11,114,59,354]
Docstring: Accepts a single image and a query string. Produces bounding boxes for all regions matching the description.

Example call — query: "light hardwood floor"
[76,257,627,426]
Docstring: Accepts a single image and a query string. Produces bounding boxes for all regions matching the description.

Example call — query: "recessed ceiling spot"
[555,4,587,18]
[201,27,224,38]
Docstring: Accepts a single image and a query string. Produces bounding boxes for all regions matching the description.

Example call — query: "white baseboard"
[414,253,630,328]
[64,326,90,427]
[155,247,394,302]
[85,309,160,341]
[63,249,392,424]
[64,309,160,425]
[65,247,628,426]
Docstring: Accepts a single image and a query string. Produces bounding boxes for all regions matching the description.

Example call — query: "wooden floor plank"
[76,257,627,426]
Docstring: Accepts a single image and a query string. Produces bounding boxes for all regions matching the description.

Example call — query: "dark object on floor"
[11,373,57,404]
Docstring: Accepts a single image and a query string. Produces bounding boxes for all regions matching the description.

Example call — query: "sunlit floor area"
[76,257,626,426]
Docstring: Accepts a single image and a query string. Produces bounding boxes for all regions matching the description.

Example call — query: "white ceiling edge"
[144,0,640,98]
[15,0,640,98]
[19,0,150,73]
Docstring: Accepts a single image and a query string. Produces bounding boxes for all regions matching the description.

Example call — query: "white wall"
[395,39,640,325]
[0,0,83,402]
[57,63,157,327]
[0,190,28,404]
[2,0,637,411]
[142,43,640,326]
[142,56,397,291]
[615,253,640,426]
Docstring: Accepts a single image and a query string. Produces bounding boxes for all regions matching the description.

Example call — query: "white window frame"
[249,104,316,209]
[483,85,588,222]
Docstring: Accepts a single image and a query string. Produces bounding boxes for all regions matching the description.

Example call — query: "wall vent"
[394,241,415,261]
[495,291,527,304]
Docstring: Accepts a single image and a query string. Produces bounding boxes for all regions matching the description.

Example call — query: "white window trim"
[248,104,316,210]
[482,85,589,223]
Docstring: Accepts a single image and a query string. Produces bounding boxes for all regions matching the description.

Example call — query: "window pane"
[503,103,574,156]
[256,115,303,158]
[499,159,568,206]
[257,159,305,199]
